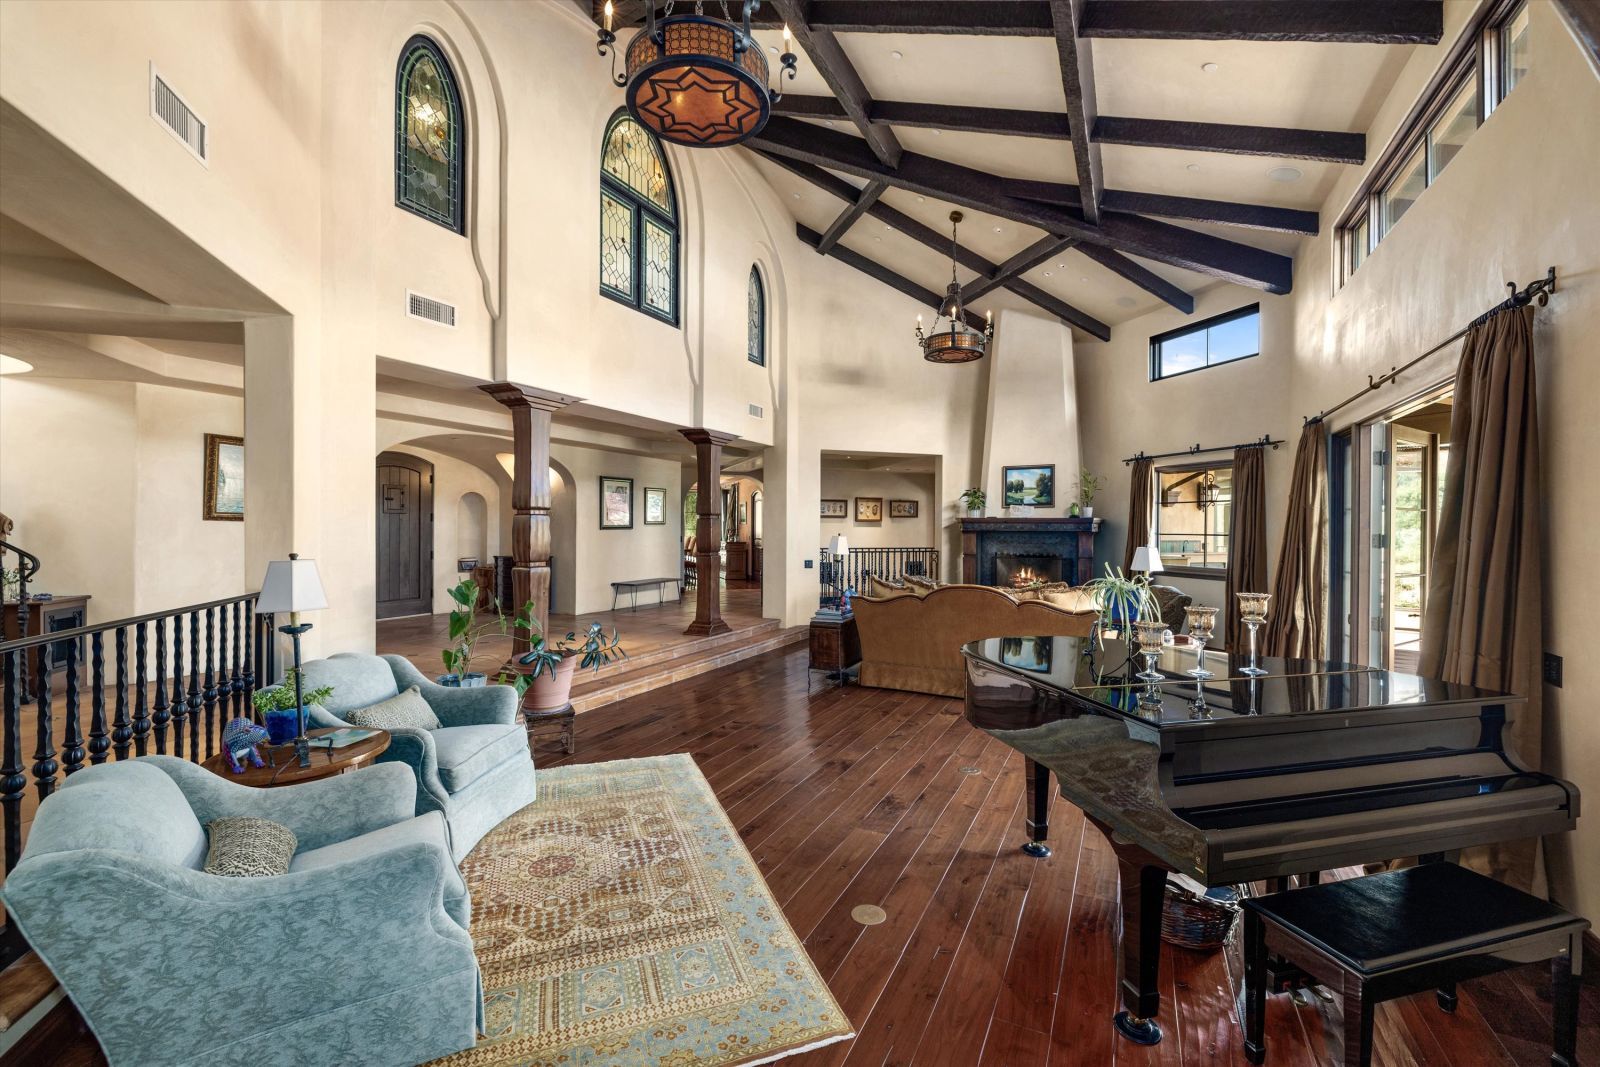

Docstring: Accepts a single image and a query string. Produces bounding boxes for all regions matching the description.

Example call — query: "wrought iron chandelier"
[916,211,994,364]
[597,1,798,148]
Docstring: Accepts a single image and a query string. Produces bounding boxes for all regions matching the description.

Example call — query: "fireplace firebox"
[995,554,1064,589]
[959,517,1099,588]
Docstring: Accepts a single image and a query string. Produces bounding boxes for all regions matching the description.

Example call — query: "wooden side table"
[200,727,390,787]
[808,614,860,686]
[523,704,575,755]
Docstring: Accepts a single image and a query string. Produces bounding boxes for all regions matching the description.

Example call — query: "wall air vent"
[149,65,207,165]
[748,403,764,418]
[407,290,457,327]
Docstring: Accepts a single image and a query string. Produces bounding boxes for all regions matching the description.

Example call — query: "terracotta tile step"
[570,626,806,714]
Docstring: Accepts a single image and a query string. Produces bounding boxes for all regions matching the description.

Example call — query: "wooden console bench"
[610,577,680,610]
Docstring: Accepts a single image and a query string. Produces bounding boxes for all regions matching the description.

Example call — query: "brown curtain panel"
[1420,306,1544,893]
[1262,422,1327,660]
[1224,445,1268,650]
[1123,457,1155,573]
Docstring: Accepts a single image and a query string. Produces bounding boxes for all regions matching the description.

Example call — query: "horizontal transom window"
[1149,305,1260,382]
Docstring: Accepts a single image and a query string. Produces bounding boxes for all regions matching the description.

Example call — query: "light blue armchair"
[2,757,479,1067]
[293,653,537,861]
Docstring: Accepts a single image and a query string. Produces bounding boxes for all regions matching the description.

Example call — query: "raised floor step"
[570,624,806,714]
[0,951,58,1033]
[576,617,782,687]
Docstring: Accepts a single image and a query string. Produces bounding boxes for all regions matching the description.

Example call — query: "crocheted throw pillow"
[343,685,441,732]
[204,818,297,878]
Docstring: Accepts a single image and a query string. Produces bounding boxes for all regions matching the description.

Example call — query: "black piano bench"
[1242,863,1588,1067]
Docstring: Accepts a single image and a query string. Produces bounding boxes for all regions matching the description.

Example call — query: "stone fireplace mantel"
[960,516,1102,587]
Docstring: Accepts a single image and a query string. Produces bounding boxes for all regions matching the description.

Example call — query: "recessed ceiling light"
[873,236,881,242]
[824,120,835,127]
[1116,296,1138,308]
[791,192,801,199]
[1043,271,1053,277]
[1185,163,1201,172]
[890,49,904,60]
[768,45,778,54]
[1080,276,1088,282]
[1268,166,1304,183]
[931,129,941,136]
[994,226,1003,233]
[916,195,925,202]
[1202,62,1219,73]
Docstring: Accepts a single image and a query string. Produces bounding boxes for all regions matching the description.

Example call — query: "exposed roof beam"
[1049,0,1103,223]
[1000,177,1319,236]
[1093,116,1364,164]
[1073,244,1194,314]
[774,95,1072,139]
[816,179,886,254]
[797,223,988,331]
[761,152,1111,339]
[766,0,902,167]
[749,117,1293,293]
[961,236,1078,303]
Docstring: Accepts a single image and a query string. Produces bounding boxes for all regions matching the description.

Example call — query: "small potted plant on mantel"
[439,577,538,691]
[1071,467,1105,518]
[960,487,986,518]
[518,622,628,711]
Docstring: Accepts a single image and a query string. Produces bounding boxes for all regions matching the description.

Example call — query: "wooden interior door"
[376,451,434,619]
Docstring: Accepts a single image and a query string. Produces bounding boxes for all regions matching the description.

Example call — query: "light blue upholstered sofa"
[2,757,479,1067]
[292,653,537,861]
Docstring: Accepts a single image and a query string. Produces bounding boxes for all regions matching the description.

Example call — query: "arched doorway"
[376,451,434,619]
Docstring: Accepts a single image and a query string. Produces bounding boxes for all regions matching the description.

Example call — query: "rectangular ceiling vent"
[748,403,764,419]
[149,65,207,165]
[407,290,457,327]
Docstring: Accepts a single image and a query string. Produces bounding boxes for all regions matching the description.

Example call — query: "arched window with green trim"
[396,36,465,233]
[600,111,678,325]
[747,266,765,365]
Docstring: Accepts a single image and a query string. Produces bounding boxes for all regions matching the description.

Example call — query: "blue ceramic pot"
[436,672,487,688]
[263,707,302,745]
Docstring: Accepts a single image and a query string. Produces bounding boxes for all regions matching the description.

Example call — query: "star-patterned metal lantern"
[598,0,798,148]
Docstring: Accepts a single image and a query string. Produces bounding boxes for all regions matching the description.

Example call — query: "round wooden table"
[201,727,390,787]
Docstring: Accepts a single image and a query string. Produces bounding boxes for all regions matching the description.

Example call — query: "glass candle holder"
[1133,619,1167,682]
[1237,592,1271,677]
[1184,605,1218,678]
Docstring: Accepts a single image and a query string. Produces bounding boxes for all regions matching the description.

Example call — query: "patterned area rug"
[431,753,853,1066]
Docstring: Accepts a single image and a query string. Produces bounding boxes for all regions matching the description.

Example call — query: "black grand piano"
[962,633,1579,1046]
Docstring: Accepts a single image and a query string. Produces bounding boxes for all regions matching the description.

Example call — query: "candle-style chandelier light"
[916,211,994,364]
[597,0,798,148]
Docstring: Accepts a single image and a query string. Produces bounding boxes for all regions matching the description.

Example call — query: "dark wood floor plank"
[1048,823,1117,1066]
[979,1018,1052,1067]
[992,795,1087,1035]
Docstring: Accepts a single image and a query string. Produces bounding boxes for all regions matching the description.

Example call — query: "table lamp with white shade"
[1130,545,1163,577]
[256,553,328,768]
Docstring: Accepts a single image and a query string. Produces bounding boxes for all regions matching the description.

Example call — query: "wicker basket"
[1160,874,1240,952]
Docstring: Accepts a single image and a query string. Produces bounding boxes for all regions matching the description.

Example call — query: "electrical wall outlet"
[1543,652,1563,688]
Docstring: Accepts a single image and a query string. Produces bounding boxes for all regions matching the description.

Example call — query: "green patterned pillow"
[204,818,297,878]
[344,685,441,731]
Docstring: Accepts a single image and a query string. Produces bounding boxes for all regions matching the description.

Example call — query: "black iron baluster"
[229,601,243,717]
[113,626,132,761]
[89,632,109,765]
[60,640,84,777]
[243,601,257,710]
[171,614,187,758]
[203,607,218,757]
[31,648,56,800]
[2,651,24,873]
[134,621,150,755]
[188,612,202,762]
[152,618,170,754]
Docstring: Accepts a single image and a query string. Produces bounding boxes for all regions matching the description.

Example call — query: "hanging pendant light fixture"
[597,1,798,148]
[916,211,994,364]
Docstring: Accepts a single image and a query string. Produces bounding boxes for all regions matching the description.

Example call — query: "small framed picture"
[1002,464,1056,508]
[203,433,244,521]
[889,499,918,518]
[821,498,848,518]
[643,487,666,525]
[855,497,883,522]
[600,476,633,529]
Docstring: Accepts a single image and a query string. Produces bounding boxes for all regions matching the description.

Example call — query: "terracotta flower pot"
[525,655,579,711]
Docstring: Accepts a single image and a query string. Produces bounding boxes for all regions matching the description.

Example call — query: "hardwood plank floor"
[13,645,1599,1066]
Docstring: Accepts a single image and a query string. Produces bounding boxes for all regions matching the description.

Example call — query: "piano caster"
[1436,987,1458,1013]
[1022,841,1052,858]
[1113,1011,1163,1045]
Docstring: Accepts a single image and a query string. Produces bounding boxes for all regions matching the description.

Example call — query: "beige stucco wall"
[818,469,937,549]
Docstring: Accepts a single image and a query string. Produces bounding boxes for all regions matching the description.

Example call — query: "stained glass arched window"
[396,36,465,233]
[600,111,678,325]
[747,266,765,365]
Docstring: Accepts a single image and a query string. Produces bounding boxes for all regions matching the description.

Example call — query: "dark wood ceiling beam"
[999,177,1319,236]
[816,179,886,254]
[773,95,1073,139]
[767,0,902,167]
[961,235,1077,303]
[749,117,1293,293]
[1093,116,1364,164]
[1048,0,1103,223]
[1073,244,1194,314]
[797,223,989,331]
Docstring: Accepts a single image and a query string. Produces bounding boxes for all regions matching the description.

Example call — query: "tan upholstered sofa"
[851,584,1098,697]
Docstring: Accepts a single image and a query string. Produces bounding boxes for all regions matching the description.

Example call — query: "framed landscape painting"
[600,476,633,529]
[643,486,666,525]
[1002,464,1055,507]
[821,498,847,518]
[203,433,244,521]
[889,499,918,518]
[855,497,883,522]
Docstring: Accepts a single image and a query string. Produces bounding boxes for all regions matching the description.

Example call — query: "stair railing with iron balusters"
[817,546,941,607]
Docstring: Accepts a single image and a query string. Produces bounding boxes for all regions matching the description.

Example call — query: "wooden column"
[480,383,581,656]
[681,428,737,636]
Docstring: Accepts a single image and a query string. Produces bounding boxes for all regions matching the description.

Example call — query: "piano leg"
[1113,856,1168,1045]
[1022,758,1052,858]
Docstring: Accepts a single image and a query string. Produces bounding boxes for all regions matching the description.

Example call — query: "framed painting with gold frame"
[855,497,883,522]
[203,433,244,521]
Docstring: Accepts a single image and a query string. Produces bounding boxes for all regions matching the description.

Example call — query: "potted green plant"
[960,487,986,518]
[518,621,628,711]
[250,667,334,745]
[1072,467,1104,518]
[1083,563,1156,633]
[440,578,540,689]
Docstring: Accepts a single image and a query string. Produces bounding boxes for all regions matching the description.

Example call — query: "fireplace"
[960,517,1099,588]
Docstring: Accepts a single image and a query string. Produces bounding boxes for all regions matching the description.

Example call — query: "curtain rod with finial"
[1123,434,1281,466]
[1304,267,1558,426]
